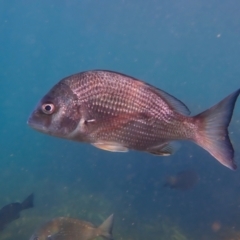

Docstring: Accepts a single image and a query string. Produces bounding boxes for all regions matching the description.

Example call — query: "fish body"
[164,170,199,191]
[0,193,34,230]
[28,70,240,170]
[30,214,114,240]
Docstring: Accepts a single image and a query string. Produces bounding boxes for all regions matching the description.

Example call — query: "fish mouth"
[27,114,48,133]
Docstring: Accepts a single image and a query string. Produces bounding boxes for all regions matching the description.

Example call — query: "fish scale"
[68,72,184,143]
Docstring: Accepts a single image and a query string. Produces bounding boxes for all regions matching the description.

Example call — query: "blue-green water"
[1,1,240,239]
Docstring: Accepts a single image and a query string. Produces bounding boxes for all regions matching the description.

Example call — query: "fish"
[0,193,34,230]
[163,170,199,191]
[29,214,114,240]
[27,70,240,170]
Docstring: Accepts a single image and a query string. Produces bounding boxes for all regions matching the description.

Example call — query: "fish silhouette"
[0,193,34,231]
[164,170,199,191]
[30,214,114,240]
[28,70,240,170]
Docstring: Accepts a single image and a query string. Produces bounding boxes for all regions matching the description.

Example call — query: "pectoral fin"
[92,141,128,152]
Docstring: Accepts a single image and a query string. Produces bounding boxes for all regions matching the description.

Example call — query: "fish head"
[29,218,61,240]
[28,81,81,138]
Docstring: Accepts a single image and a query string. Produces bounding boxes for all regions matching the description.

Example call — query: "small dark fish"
[164,170,199,191]
[28,70,240,170]
[30,214,114,240]
[0,193,34,230]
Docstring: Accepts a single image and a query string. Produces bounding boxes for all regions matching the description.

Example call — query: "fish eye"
[41,103,55,115]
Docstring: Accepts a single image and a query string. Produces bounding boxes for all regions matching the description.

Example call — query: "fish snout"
[27,111,49,133]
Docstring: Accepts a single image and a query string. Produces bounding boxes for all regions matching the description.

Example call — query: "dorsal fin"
[98,214,114,240]
[147,86,190,115]
[89,70,191,115]
[98,70,190,115]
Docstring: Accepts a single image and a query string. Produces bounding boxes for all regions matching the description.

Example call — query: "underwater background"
[1,0,240,239]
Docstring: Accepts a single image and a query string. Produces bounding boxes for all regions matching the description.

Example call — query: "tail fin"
[98,214,114,240]
[193,89,240,170]
[21,193,34,210]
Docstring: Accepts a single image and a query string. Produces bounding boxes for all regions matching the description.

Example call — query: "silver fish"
[28,70,240,170]
[29,214,114,240]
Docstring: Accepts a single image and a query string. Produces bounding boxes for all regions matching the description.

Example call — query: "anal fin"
[148,142,180,156]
